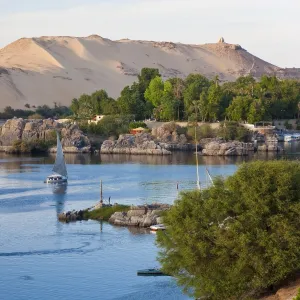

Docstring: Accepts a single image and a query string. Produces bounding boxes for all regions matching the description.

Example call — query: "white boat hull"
[150,224,166,231]
[45,175,67,184]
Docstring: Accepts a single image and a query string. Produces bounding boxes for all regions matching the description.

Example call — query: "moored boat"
[137,268,169,276]
[150,224,166,231]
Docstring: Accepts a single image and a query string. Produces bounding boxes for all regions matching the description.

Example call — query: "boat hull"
[150,224,166,231]
[45,175,68,184]
[137,269,169,276]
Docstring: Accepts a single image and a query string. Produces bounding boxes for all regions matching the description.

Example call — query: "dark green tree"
[157,160,300,300]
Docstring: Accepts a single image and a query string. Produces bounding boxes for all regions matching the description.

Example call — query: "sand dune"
[0,35,299,110]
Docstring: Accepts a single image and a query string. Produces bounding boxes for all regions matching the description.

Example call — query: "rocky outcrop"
[101,133,171,155]
[152,122,197,151]
[58,210,85,222]
[109,204,170,227]
[202,139,254,156]
[0,118,91,153]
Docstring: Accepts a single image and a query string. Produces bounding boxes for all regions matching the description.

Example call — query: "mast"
[206,167,214,186]
[195,119,200,190]
[100,179,103,203]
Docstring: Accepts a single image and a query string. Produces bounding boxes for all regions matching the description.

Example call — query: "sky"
[0,0,299,67]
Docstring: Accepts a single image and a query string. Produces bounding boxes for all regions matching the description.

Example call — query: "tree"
[157,160,300,300]
[117,83,147,120]
[226,95,253,122]
[144,76,164,107]
[206,85,223,121]
[138,68,161,94]
[159,81,179,121]
[70,98,80,117]
[183,74,210,117]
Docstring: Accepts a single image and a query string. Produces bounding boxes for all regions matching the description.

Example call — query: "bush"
[11,138,55,153]
[157,161,300,300]
[187,124,216,141]
[217,121,251,142]
[28,113,43,119]
[78,115,134,137]
[84,205,130,221]
[284,120,293,130]
[129,121,147,130]
[294,289,300,300]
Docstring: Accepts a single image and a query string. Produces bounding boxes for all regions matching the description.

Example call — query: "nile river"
[0,149,299,300]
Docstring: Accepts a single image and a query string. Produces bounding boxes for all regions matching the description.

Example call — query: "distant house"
[130,127,146,135]
[88,115,105,124]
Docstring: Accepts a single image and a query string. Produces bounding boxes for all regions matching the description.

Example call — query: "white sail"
[52,132,68,177]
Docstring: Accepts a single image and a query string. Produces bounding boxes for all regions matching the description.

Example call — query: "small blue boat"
[137,268,170,276]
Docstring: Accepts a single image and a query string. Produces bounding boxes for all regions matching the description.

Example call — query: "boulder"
[202,140,254,156]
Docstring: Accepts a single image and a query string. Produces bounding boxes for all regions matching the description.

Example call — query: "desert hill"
[0,35,299,110]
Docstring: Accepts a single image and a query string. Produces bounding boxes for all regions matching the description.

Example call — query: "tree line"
[1,68,300,123]
[70,68,300,123]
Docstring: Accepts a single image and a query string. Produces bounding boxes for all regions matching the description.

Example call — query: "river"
[0,148,299,300]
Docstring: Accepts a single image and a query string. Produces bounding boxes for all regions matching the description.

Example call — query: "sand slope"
[0,35,299,109]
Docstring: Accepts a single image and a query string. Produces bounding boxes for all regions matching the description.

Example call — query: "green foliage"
[11,138,55,153]
[79,115,134,137]
[138,68,161,94]
[129,121,147,130]
[144,76,164,107]
[157,161,300,300]
[84,205,130,221]
[217,121,250,142]
[117,84,148,120]
[187,124,216,141]
[28,113,43,119]
[293,288,300,300]
[285,121,293,130]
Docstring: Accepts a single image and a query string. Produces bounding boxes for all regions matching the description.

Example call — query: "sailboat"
[45,131,68,184]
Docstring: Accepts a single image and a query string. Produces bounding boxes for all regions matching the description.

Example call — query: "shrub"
[83,205,130,221]
[28,113,43,119]
[129,121,148,130]
[157,160,300,299]
[187,124,216,141]
[284,120,293,130]
[217,121,251,142]
[78,115,133,137]
[293,288,300,300]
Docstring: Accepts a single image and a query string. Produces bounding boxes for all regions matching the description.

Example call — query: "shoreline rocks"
[101,133,172,155]
[202,139,254,156]
[0,118,91,153]
[108,204,170,227]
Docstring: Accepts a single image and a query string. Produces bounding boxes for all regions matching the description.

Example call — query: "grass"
[83,204,130,221]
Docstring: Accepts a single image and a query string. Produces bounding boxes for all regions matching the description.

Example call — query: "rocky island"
[58,203,170,228]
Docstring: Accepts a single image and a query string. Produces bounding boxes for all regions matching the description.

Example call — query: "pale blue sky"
[0,0,299,67]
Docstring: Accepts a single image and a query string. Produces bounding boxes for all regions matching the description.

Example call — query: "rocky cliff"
[0,118,91,153]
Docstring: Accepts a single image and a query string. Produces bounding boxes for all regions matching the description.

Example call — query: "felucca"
[45,132,68,184]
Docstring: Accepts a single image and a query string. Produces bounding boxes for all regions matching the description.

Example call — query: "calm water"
[0,148,299,300]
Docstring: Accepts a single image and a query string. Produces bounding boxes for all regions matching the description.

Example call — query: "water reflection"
[51,184,67,235]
